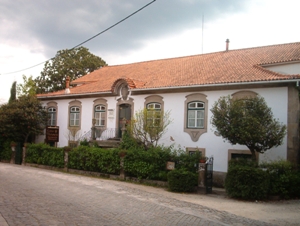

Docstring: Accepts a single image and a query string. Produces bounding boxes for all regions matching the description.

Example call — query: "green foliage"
[260,160,299,199]
[68,146,120,175]
[211,96,286,160]
[225,159,300,200]
[119,131,142,151]
[0,140,13,161]
[128,108,172,149]
[123,146,172,180]
[123,145,201,181]
[167,169,198,192]
[79,138,90,147]
[26,143,64,168]
[225,160,270,200]
[288,172,300,198]
[17,75,37,96]
[172,150,202,172]
[35,47,107,94]
[8,81,17,104]
[0,95,47,143]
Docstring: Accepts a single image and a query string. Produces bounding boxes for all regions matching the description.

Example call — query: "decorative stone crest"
[120,84,129,101]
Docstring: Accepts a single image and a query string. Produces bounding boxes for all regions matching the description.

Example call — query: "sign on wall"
[46,126,59,142]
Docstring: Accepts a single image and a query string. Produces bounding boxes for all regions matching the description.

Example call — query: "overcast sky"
[1,0,299,103]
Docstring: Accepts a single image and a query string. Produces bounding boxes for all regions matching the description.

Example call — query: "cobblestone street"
[0,163,299,226]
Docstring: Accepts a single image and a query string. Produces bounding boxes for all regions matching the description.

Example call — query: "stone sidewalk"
[0,163,299,225]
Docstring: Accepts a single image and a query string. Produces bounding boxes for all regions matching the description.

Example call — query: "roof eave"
[131,79,300,92]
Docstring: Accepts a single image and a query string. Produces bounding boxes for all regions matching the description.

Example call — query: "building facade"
[37,42,300,183]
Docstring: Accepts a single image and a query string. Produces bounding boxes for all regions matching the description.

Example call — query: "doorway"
[118,104,131,137]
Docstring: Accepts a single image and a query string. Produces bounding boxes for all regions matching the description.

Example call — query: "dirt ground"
[117,181,300,225]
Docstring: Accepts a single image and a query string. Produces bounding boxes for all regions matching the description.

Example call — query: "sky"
[1,0,299,103]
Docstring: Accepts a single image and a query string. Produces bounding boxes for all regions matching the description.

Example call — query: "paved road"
[0,163,280,225]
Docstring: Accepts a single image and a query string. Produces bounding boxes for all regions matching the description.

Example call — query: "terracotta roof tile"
[37,42,300,97]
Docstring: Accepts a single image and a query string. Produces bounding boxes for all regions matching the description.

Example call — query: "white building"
[37,42,300,184]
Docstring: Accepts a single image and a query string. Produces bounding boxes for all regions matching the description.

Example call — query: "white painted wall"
[37,86,288,173]
[264,62,300,75]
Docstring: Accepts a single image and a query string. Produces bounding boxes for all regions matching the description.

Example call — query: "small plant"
[79,138,90,146]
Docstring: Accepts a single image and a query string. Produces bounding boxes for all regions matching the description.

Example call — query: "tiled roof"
[37,42,300,97]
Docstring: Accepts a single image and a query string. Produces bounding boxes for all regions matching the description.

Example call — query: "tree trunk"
[249,148,257,161]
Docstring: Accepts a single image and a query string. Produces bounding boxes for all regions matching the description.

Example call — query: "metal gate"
[15,143,22,165]
[205,157,213,194]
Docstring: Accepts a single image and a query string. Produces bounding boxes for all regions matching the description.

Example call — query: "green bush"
[288,172,300,198]
[0,140,12,161]
[225,160,269,200]
[79,138,90,147]
[123,146,171,180]
[260,160,299,199]
[167,169,198,192]
[68,146,120,175]
[26,143,64,168]
[173,151,202,172]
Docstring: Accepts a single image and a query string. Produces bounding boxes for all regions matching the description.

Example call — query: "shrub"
[0,140,12,161]
[68,146,120,175]
[260,160,298,199]
[167,169,198,192]
[123,146,171,180]
[172,151,202,172]
[26,143,64,168]
[225,160,269,200]
[79,138,90,147]
[288,172,300,198]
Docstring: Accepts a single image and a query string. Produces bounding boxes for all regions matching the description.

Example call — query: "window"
[70,106,80,126]
[187,101,204,128]
[94,105,106,126]
[47,107,56,126]
[186,147,206,157]
[228,149,258,162]
[93,98,108,130]
[146,103,161,127]
[184,93,208,142]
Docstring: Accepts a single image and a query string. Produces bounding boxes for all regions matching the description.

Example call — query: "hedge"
[26,143,64,168]
[167,169,198,192]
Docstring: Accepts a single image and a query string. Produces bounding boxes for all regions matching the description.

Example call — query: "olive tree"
[211,96,286,161]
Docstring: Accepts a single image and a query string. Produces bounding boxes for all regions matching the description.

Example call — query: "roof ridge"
[108,42,300,67]
[258,58,300,66]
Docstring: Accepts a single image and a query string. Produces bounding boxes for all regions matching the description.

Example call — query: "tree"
[8,81,17,104]
[35,47,107,93]
[128,108,172,149]
[211,96,286,161]
[17,75,37,96]
[0,95,47,143]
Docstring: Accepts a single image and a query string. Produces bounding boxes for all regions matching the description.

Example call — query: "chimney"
[226,39,230,51]
[65,76,70,94]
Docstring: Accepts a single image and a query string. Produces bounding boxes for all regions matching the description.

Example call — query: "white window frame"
[47,107,57,126]
[94,105,106,127]
[70,106,80,127]
[187,101,205,129]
